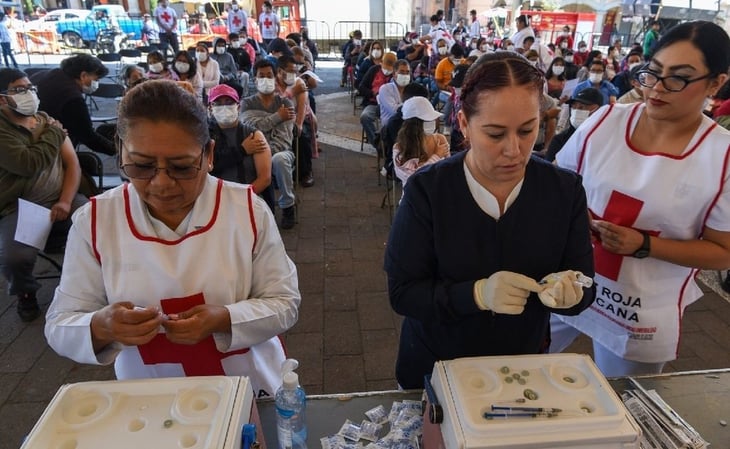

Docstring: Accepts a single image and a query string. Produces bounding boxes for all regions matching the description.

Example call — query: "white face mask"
[174,61,190,73]
[231,40,241,49]
[564,56,574,63]
[82,79,99,94]
[216,46,226,55]
[353,39,362,46]
[480,45,488,52]
[395,73,410,87]
[628,62,641,71]
[232,4,239,10]
[552,66,564,76]
[5,90,39,116]
[561,42,568,49]
[578,47,587,52]
[570,108,591,128]
[382,68,392,76]
[371,49,382,59]
[438,47,447,55]
[149,62,164,73]
[529,60,538,67]
[470,43,477,49]
[507,45,515,52]
[589,73,603,84]
[197,51,208,61]
[212,104,239,126]
[283,72,297,86]
[256,77,276,94]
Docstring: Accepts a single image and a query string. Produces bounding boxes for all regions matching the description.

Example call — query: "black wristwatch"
[632,231,651,259]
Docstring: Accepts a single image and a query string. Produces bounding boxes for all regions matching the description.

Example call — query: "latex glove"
[537,270,589,309]
[474,271,542,315]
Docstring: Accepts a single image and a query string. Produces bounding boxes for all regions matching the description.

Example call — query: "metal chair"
[87,82,124,122]
[119,48,142,64]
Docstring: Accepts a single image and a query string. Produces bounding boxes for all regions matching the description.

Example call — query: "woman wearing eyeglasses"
[551,21,730,377]
[44,80,301,398]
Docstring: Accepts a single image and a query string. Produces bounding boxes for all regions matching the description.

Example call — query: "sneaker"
[300,173,315,188]
[17,293,40,322]
[281,206,296,229]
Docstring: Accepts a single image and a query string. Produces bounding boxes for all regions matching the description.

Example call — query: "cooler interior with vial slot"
[430,354,642,449]
[20,376,254,449]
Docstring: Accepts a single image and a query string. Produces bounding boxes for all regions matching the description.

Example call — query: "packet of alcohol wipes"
[359,420,382,442]
[337,419,362,442]
[365,404,389,425]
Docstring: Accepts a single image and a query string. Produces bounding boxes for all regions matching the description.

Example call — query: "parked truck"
[55,5,143,48]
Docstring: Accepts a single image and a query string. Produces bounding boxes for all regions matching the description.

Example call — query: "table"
[257,369,730,448]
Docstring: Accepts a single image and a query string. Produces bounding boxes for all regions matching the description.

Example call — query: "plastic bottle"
[275,359,308,449]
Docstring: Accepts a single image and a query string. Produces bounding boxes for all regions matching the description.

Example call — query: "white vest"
[91,177,289,397]
[557,103,730,362]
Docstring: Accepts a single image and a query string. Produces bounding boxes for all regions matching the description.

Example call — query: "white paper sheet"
[14,199,52,250]
[562,79,579,99]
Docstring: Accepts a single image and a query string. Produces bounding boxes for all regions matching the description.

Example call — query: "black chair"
[76,151,104,195]
[87,82,124,122]
[24,67,47,78]
[36,252,63,281]
[96,53,122,62]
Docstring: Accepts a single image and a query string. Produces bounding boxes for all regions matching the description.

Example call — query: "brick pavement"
[2,89,730,448]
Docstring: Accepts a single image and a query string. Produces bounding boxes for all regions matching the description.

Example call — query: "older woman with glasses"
[551,21,730,377]
[45,80,300,398]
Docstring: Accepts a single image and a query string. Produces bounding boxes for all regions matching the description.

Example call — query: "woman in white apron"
[45,80,301,398]
[553,21,730,377]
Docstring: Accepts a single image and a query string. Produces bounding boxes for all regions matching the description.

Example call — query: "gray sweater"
[240,94,294,154]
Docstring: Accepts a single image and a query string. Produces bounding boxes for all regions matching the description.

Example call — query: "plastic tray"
[21,376,248,449]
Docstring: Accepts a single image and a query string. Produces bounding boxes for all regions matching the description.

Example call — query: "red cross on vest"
[160,10,172,23]
[590,190,660,281]
[263,17,273,29]
[137,293,249,376]
[233,15,242,27]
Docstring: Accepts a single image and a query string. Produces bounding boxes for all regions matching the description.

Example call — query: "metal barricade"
[15,30,61,54]
[332,21,406,56]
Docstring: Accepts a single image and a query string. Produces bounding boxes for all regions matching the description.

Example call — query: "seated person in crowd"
[356,40,385,89]
[611,50,643,97]
[212,37,243,98]
[393,96,450,187]
[146,50,179,80]
[227,32,252,96]
[121,65,146,91]
[31,54,116,155]
[172,50,204,101]
[434,43,464,123]
[545,87,603,162]
[208,84,274,211]
[241,59,298,229]
[617,63,646,104]
[0,68,87,321]
[359,52,396,152]
[572,59,618,105]
[380,83,429,178]
[196,42,221,98]
[341,29,363,87]
[44,80,300,397]
[275,55,315,188]
[377,59,411,129]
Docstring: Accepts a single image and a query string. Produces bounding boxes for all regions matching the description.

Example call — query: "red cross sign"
[233,15,242,27]
[137,293,249,376]
[160,11,172,23]
[591,190,660,281]
[263,17,273,29]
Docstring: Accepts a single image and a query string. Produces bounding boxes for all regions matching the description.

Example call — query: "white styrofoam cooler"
[430,354,642,449]
[20,376,254,449]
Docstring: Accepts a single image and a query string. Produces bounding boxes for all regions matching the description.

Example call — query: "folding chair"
[119,48,142,65]
[88,82,124,123]
[96,52,123,79]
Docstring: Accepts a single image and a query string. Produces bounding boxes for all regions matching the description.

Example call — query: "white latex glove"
[474,271,542,315]
[537,270,588,309]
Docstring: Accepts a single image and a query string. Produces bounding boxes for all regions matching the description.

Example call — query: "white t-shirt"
[258,11,279,39]
[154,5,177,33]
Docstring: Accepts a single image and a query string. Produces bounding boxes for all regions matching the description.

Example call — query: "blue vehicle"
[55,5,143,48]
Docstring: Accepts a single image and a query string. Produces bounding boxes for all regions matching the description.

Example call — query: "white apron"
[91,177,287,397]
[556,103,730,362]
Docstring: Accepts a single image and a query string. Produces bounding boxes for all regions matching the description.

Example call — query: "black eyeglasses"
[4,85,37,94]
[636,70,714,93]
[119,147,205,180]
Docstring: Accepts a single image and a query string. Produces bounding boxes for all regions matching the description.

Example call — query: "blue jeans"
[0,42,17,68]
[272,150,295,209]
[360,104,379,149]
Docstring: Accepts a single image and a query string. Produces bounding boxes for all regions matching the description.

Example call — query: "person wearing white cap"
[392,96,450,187]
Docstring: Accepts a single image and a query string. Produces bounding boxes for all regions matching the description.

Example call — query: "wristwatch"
[632,231,651,259]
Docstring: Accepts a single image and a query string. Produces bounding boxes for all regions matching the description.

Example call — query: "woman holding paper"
[45,80,300,397]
